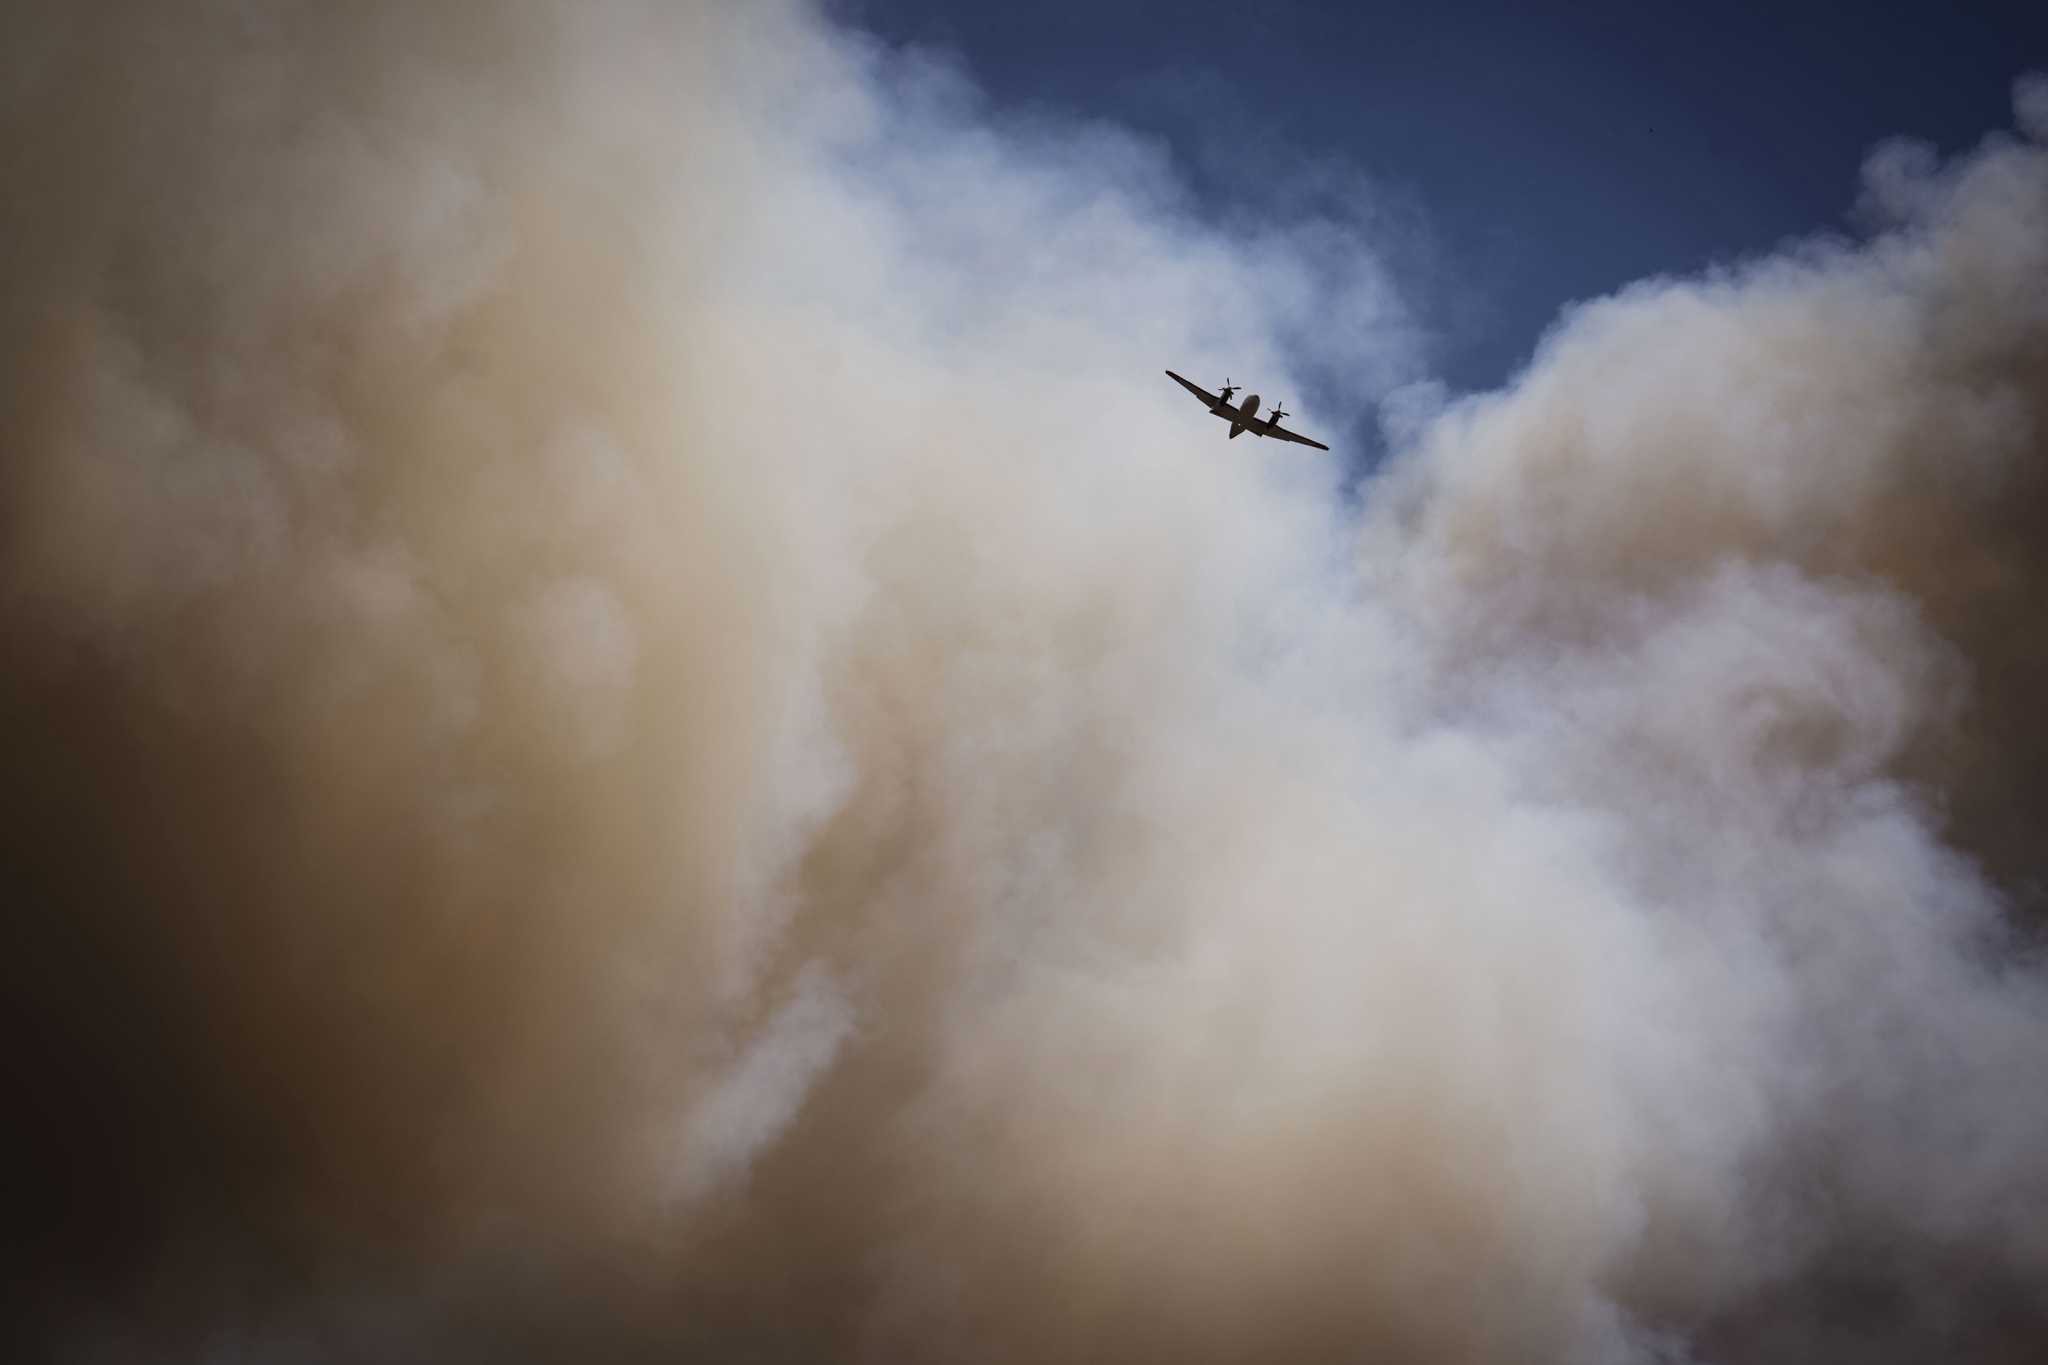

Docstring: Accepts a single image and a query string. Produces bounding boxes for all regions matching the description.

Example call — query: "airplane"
[1164,370,1330,450]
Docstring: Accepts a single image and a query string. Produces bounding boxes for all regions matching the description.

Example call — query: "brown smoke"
[5,3,2047,1360]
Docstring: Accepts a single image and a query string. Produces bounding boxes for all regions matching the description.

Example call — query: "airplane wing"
[1164,370,1221,407]
[1260,422,1330,452]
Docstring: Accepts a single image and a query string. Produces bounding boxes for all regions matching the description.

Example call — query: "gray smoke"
[5,3,2047,1360]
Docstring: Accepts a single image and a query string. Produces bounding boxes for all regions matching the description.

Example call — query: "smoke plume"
[5,3,2047,1359]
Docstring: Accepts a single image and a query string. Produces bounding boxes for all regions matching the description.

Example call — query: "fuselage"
[1217,391,1261,436]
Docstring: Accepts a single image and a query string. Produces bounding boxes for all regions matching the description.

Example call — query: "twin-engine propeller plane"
[1164,370,1330,450]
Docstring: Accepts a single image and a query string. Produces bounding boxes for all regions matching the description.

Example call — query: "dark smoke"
[5,3,2047,1360]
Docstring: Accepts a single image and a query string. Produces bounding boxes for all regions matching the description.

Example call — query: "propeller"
[1268,403,1288,423]
[1218,377,1238,399]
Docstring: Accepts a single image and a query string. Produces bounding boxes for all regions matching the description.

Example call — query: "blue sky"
[845,1,2046,410]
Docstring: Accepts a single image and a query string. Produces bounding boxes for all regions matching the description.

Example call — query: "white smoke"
[5,3,2047,1361]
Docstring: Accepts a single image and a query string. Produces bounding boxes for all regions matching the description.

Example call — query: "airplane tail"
[1229,424,1244,438]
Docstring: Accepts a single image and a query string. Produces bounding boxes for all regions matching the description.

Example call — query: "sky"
[852,0,2048,423]
[7,3,2048,1362]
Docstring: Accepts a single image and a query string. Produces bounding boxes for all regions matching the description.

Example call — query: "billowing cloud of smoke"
[6,2,2047,1359]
